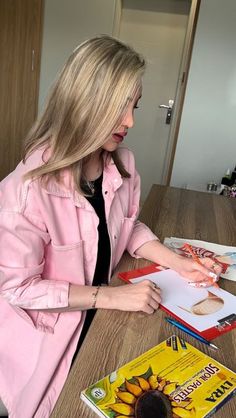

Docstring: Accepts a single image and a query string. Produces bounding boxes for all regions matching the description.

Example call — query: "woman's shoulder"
[1,148,46,184]
[0,148,46,212]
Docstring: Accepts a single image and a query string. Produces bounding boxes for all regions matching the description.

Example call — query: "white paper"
[130,269,236,332]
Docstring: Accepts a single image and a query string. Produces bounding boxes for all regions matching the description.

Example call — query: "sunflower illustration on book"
[105,367,195,418]
[81,338,236,417]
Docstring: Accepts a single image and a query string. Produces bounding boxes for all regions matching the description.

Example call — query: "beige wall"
[38,0,116,111]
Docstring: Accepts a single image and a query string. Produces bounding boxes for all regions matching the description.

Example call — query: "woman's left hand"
[175,256,222,287]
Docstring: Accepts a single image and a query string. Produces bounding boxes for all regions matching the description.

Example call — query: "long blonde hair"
[23,35,145,192]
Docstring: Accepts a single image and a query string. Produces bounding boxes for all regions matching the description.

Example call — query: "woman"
[0,35,220,418]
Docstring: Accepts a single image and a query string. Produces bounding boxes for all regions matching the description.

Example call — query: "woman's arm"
[38,280,161,315]
[68,235,221,312]
[123,155,220,285]
[135,239,221,285]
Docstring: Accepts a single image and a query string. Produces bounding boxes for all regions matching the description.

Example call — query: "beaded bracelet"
[91,286,100,309]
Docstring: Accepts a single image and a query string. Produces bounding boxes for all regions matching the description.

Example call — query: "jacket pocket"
[32,241,85,333]
[44,240,85,284]
[11,306,59,334]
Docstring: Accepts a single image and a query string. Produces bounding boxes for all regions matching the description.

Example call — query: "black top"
[72,173,111,362]
[86,173,111,288]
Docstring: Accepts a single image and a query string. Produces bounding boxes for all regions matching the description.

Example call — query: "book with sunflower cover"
[80,336,236,418]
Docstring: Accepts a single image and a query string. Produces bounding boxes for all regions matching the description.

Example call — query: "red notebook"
[119,263,236,341]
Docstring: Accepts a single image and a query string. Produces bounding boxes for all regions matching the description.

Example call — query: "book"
[163,237,236,282]
[80,336,236,418]
[119,265,236,340]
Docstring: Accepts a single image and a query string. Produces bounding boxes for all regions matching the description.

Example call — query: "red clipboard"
[118,263,236,341]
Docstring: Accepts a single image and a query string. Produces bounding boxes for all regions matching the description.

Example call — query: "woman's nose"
[122,108,134,128]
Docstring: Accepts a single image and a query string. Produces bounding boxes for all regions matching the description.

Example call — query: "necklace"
[87,180,95,195]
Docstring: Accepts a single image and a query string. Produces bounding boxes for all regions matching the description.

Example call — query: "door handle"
[159,99,174,124]
[159,104,169,109]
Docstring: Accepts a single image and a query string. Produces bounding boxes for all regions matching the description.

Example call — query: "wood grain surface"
[0,0,43,180]
[51,185,236,417]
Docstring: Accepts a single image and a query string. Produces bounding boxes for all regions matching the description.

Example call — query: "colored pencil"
[183,243,219,288]
[165,317,218,349]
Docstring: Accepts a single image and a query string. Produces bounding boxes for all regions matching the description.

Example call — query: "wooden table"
[51,185,236,417]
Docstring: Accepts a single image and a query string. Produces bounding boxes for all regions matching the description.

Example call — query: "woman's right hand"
[97,280,161,314]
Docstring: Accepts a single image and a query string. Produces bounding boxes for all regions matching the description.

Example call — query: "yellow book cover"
[80,336,236,418]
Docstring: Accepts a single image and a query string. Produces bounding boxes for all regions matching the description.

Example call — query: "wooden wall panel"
[0,0,43,179]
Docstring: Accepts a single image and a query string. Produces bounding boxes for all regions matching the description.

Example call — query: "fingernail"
[188,282,201,288]
[208,271,218,279]
[188,281,209,288]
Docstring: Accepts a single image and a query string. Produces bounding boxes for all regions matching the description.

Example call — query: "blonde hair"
[23,35,145,192]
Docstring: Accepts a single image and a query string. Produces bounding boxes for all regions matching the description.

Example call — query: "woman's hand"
[135,240,222,288]
[97,280,161,314]
[174,256,222,287]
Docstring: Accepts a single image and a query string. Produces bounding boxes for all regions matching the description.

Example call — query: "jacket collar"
[43,152,123,207]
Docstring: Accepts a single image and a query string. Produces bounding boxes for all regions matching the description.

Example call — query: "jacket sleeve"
[126,165,158,258]
[0,209,69,329]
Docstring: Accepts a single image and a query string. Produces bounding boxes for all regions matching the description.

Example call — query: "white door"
[171,0,236,190]
[117,0,191,200]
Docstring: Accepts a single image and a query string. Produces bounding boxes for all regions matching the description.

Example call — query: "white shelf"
[185,184,221,194]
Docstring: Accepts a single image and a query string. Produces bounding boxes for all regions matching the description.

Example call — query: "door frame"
[164,0,201,185]
[112,0,201,186]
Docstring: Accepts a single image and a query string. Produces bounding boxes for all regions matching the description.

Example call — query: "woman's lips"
[112,132,127,143]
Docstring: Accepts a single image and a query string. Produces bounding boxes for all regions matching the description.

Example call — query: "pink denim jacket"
[0,147,157,418]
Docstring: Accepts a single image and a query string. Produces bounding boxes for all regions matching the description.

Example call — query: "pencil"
[183,243,219,288]
[165,317,218,349]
